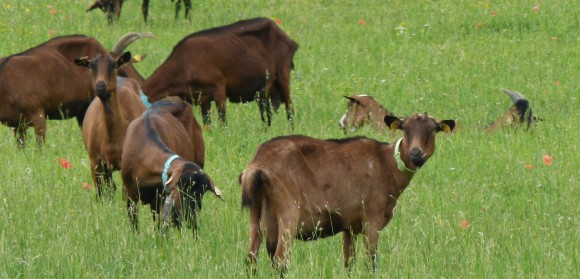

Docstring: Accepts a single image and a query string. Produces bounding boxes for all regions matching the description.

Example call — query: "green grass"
[1,0,578,278]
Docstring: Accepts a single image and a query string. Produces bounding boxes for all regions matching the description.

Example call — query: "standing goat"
[87,0,192,24]
[121,97,221,232]
[141,18,298,127]
[241,112,455,275]
[0,32,150,147]
[75,51,146,198]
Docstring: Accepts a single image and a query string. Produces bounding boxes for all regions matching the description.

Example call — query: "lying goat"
[122,97,221,232]
[75,51,146,198]
[241,112,455,275]
[487,89,540,130]
[339,95,397,132]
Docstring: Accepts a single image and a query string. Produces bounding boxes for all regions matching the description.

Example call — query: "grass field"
[0,0,578,278]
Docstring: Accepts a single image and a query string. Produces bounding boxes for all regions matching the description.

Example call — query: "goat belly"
[296,211,346,240]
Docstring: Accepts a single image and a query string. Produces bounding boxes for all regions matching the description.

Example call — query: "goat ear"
[384,115,403,130]
[117,51,132,67]
[74,56,90,68]
[437,120,456,133]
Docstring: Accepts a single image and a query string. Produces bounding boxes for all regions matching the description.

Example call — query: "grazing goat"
[339,95,397,132]
[121,97,221,232]
[88,0,192,24]
[241,112,455,274]
[75,51,146,198]
[141,17,298,127]
[0,32,151,147]
[487,89,539,131]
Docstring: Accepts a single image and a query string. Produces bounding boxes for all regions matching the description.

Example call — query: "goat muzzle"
[409,147,427,167]
[95,81,110,99]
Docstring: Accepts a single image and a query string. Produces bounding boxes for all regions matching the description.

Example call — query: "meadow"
[0,0,578,278]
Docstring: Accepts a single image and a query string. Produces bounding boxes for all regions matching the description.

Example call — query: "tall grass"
[0,0,578,278]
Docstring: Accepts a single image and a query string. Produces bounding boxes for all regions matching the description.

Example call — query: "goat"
[87,0,192,24]
[0,32,151,147]
[141,17,298,127]
[487,89,540,131]
[240,112,455,275]
[121,97,221,232]
[339,95,397,132]
[74,51,146,198]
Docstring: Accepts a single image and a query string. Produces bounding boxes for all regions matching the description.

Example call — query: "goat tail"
[240,167,267,209]
[111,32,155,56]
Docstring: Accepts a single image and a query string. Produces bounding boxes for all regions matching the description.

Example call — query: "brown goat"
[141,17,298,127]
[122,97,221,232]
[240,113,455,274]
[88,0,192,24]
[487,89,539,131]
[339,95,397,132]
[0,32,151,147]
[75,51,146,198]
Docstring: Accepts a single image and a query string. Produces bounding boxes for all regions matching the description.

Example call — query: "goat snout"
[95,80,106,90]
[95,80,110,98]
[409,147,426,167]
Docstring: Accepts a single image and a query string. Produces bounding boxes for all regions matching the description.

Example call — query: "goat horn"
[344,96,361,104]
[111,32,155,56]
[501,89,527,104]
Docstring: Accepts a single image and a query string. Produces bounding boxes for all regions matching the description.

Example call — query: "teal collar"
[162,154,181,191]
[140,90,151,108]
[394,138,417,176]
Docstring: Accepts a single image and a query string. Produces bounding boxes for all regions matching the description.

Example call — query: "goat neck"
[393,138,418,176]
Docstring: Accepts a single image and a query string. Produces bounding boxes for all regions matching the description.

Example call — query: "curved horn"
[344,96,361,105]
[501,89,527,104]
[111,32,155,56]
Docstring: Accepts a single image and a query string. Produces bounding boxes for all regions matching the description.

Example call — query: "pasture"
[0,0,578,278]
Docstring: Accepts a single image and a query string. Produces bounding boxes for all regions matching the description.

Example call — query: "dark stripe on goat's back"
[326,136,387,146]
[143,110,173,154]
[183,17,268,39]
[0,34,90,73]
[267,135,387,145]
[169,17,271,56]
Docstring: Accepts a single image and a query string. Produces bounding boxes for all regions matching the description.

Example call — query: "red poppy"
[460,219,470,229]
[83,182,93,191]
[543,155,553,166]
[57,158,72,169]
[49,9,57,15]
[274,18,281,25]
[533,3,540,12]
[524,164,534,169]
[358,19,366,25]
[554,80,560,86]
